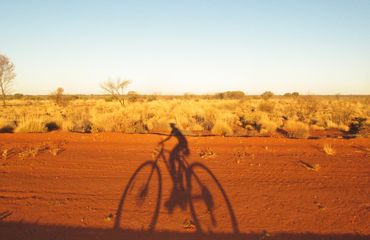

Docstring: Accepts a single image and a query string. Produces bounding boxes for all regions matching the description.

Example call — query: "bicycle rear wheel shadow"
[114,160,162,231]
[187,162,240,233]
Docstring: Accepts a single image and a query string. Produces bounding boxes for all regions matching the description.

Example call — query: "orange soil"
[0,133,369,239]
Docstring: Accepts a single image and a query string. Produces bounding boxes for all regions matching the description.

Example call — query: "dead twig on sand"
[298,160,320,172]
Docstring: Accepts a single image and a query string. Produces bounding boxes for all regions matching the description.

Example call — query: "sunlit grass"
[323,144,336,156]
[0,95,369,137]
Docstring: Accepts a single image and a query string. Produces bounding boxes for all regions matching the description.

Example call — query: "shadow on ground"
[114,124,239,233]
[0,221,368,240]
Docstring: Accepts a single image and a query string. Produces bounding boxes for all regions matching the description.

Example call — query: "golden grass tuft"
[211,120,233,136]
[283,120,310,139]
[2,149,8,160]
[323,144,336,156]
[15,119,48,133]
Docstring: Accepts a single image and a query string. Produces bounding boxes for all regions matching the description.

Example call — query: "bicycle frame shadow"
[114,124,239,234]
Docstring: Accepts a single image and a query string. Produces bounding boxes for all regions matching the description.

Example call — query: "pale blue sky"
[0,0,369,95]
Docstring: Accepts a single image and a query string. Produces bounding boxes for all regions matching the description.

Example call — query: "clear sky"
[0,0,369,95]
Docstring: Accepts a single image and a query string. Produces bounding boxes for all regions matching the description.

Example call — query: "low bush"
[15,119,48,133]
[211,120,233,136]
[283,120,310,139]
[0,119,16,133]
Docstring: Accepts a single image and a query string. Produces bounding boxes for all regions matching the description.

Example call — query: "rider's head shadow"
[168,123,190,154]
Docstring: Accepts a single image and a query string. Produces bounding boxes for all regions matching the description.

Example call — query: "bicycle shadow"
[114,124,239,234]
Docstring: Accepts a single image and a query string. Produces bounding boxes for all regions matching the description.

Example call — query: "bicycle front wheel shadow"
[114,160,162,232]
[187,162,239,234]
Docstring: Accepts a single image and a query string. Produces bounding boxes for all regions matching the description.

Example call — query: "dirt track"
[0,133,369,239]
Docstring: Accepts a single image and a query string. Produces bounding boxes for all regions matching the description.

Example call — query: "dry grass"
[0,119,16,133]
[283,120,310,139]
[48,143,64,156]
[2,149,8,160]
[15,119,48,133]
[18,149,33,160]
[323,144,336,156]
[0,95,368,137]
[211,120,233,136]
[199,148,216,159]
[10,142,66,160]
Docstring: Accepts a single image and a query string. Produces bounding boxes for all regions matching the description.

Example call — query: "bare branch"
[0,54,16,106]
[100,78,131,106]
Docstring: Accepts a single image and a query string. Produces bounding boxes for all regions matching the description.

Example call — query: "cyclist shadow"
[114,124,239,234]
[161,123,191,214]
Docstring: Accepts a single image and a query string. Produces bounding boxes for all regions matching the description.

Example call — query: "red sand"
[0,133,369,239]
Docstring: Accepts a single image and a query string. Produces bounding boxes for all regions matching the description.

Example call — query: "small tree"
[284,92,299,98]
[0,55,16,106]
[127,91,140,102]
[101,79,131,106]
[51,87,68,106]
[13,93,24,99]
[261,91,274,100]
[216,91,245,99]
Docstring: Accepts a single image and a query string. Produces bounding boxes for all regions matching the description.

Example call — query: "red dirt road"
[0,133,369,239]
